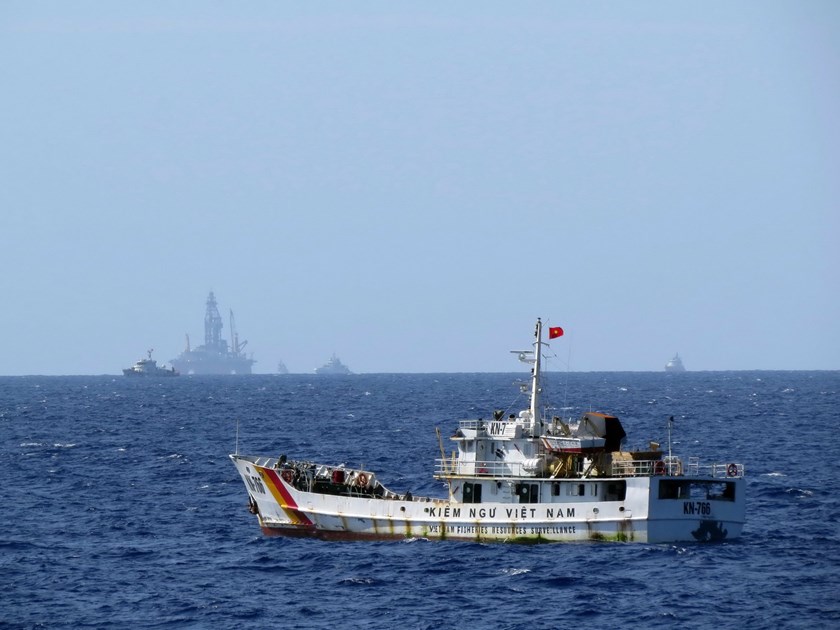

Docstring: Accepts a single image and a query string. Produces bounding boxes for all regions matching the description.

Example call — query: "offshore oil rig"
[170,292,256,375]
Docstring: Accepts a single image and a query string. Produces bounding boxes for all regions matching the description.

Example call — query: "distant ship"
[170,292,256,375]
[665,353,686,372]
[123,349,179,377]
[314,354,352,375]
[277,361,289,375]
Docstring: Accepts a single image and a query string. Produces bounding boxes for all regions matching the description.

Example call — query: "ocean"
[2,371,839,629]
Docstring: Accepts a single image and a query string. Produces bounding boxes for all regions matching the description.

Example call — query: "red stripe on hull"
[259,468,314,526]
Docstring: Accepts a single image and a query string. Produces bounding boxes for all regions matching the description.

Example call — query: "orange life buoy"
[654,460,666,475]
[727,463,738,477]
[281,469,294,483]
[357,473,369,487]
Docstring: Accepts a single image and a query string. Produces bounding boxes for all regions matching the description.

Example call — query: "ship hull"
[232,455,745,544]
[122,369,178,377]
[169,355,254,375]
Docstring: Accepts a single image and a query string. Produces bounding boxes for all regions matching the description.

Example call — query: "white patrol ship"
[230,319,745,543]
[122,349,179,377]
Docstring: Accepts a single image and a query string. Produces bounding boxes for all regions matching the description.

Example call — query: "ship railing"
[682,459,745,478]
[252,456,279,468]
[434,458,538,478]
[434,456,745,479]
[611,458,744,478]
[610,459,658,477]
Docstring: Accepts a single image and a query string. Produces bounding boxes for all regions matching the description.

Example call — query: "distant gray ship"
[314,353,352,375]
[665,353,686,372]
[170,292,256,375]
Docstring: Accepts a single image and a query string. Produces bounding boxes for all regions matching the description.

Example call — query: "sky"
[1,1,838,375]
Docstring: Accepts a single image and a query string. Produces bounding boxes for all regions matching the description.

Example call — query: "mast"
[205,291,224,350]
[530,318,543,430]
[230,309,238,354]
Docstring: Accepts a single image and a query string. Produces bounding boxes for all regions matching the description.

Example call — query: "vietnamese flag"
[548,327,564,339]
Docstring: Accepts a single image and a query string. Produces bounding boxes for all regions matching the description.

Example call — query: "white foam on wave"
[342,576,374,585]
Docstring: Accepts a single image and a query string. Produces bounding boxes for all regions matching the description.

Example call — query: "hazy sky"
[1,2,838,374]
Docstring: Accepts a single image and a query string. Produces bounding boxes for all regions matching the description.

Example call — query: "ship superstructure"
[170,292,256,375]
[665,353,686,372]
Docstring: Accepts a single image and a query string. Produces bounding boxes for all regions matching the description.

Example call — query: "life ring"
[280,469,294,483]
[357,473,369,487]
[727,463,738,477]
[654,460,666,475]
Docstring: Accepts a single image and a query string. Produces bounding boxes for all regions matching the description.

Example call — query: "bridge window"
[463,482,483,504]
[659,480,736,501]
[605,481,626,501]
[516,483,539,503]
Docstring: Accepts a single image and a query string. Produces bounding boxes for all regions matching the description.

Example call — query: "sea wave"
[1,372,838,629]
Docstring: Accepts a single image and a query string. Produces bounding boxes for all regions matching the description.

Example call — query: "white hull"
[232,454,745,544]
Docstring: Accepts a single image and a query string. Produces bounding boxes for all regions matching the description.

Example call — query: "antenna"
[562,331,571,420]
[235,418,240,455]
[530,318,543,432]
[667,416,674,461]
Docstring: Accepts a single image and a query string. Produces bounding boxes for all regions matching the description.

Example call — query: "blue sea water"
[2,371,839,629]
